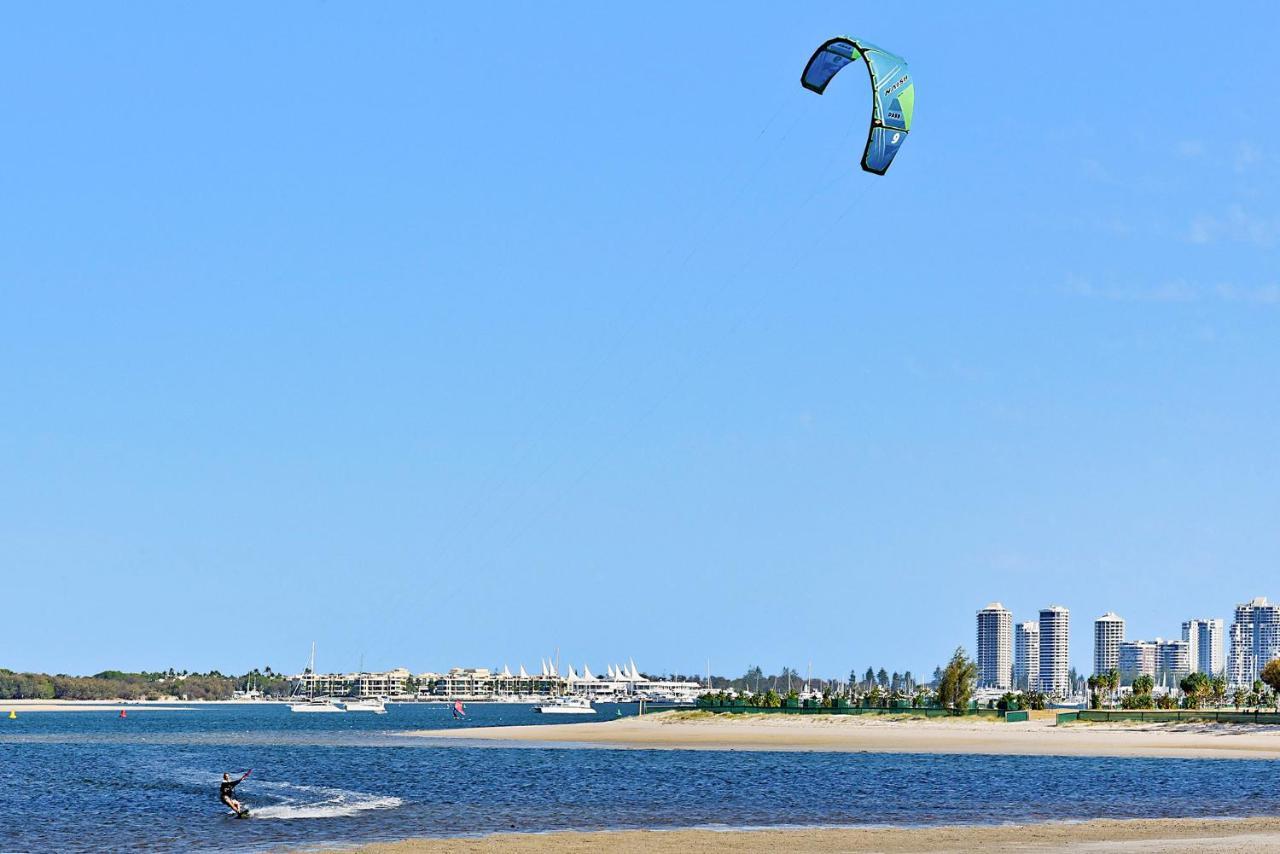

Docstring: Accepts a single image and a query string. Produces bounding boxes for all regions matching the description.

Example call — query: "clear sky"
[3,3,1278,680]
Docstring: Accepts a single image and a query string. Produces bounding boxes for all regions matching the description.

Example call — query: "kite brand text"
[883,75,909,96]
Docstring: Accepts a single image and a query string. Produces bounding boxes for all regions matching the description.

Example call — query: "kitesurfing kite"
[800,36,913,175]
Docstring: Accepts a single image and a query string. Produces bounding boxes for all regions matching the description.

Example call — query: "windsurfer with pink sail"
[452,700,465,719]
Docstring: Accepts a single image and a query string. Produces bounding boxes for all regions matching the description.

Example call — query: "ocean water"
[2,703,1278,852]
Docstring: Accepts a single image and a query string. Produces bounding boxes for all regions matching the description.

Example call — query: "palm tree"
[1180,673,1210,709]
[1210,675,1227,708]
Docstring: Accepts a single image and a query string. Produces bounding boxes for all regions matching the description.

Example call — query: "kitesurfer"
[220,770,251,815]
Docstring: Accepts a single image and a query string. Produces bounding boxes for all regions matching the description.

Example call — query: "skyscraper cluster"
[975,603,1069,698]
[1096,599,1280,689]
[1095,613,1218,687]
[977,596,1280,696]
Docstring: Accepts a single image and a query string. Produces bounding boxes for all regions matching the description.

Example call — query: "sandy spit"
[1,699,203,713]
[403,710,1280,759]
[347,817,1280,853]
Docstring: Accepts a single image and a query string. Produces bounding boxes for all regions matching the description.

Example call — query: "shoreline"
[349,817,1280,853]
[0,699,279,713]
[404,710,1280,759]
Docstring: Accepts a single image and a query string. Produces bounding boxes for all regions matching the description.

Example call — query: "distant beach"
[351,818,1280,853]
[406,709,1280,759]
[0,699,206,713]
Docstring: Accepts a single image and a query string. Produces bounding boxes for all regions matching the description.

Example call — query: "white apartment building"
[291,668,414,699]
[1181,618,1224,677]
[1093,612,1125,676]
[1038,606,1070,698]
[976,602,1014,689]
[1015,621,1039,691]
[1255,602,1280,685]
[1229,597,1280,688]
[1118,640,1156,684]
[1155,638,1190,685]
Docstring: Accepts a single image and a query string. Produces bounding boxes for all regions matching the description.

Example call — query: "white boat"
[290,696,345,713]
[290,643,347,713]
[533,696,596,715]
[343,696,387,714]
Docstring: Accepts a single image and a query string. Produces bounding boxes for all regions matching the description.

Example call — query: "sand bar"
[405,711,1280,759]
[351,817,1280,853]
[1,699,198,713]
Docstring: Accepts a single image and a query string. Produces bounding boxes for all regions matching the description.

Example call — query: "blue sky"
[2,3,1278,679]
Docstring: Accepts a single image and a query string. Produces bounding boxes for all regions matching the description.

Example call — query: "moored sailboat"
[289,643,345,713]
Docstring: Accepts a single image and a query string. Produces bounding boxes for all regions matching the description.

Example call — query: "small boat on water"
[533,696,596,715]
[343,697,387,714]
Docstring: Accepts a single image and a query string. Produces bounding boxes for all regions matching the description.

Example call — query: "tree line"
[702,650,976,712]
[701,653,1280,715]
[0,667,294,701]
[696,664,924,697]
[1086,661,1280,711]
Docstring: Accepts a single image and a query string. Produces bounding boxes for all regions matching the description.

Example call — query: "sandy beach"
[350,817,1280,853]
[406,710,1280,759]
[1,699,213,713]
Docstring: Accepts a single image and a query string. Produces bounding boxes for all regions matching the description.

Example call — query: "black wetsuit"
[220,777,243,808]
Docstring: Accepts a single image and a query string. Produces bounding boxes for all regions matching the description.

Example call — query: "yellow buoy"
[7,710,15,719]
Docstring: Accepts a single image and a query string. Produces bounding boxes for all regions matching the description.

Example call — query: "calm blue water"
[3,703,1278,852]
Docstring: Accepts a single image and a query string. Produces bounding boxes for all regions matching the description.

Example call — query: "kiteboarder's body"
[220,771,250,815]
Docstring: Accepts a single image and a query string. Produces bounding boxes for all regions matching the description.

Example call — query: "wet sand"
[1,699,198,713]
[405,710,1280,759]
[351,817,1280,853]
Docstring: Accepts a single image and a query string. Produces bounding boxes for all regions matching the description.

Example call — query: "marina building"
[1014,621,1039,691]
[1038,606,1070,698]
[976,603,1013,689]
[425,667,561,700]
[291,668,413,699]
[1181,618,1224,676]
[1093,612,1125,676]
[291,659,703,704]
